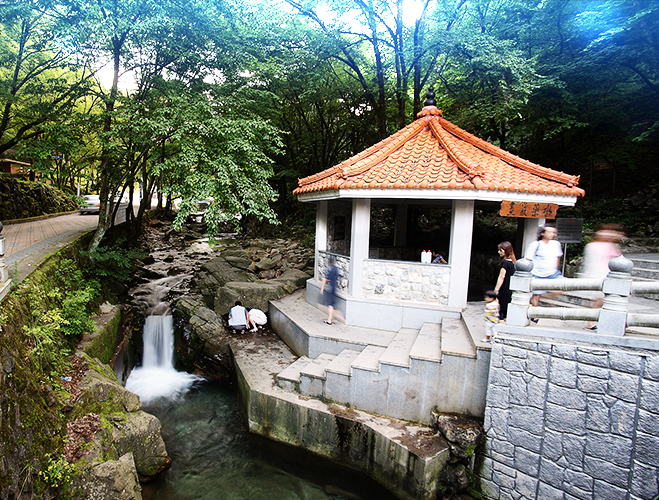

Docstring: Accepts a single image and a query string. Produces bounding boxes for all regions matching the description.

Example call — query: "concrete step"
[631,267,659,280]
[628,256,659,271]
[299,353,336,398]
[351,345,387,372]
[409,323,442,362]
[277,356,315,392]
[440,317,477,358]
[460,302,494,351]
[379,328,419,368]
[324,349,361,404]
[269,290,396,358]
[325,349,362,376]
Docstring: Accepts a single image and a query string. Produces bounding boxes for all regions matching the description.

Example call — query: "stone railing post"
[506,258,533,326]
[598,255,633,336]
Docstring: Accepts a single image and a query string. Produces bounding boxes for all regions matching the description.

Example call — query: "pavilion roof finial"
[424,86,436,107]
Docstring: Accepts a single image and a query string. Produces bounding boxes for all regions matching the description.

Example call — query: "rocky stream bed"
[58,217,485,500]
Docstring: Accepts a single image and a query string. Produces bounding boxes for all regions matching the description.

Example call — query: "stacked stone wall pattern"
[361,259,450,305]
[480,336,659,500]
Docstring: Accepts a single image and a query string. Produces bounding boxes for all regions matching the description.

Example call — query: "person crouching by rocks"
[228,300,257,334]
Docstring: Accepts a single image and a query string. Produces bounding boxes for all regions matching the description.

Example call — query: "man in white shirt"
[228,301,257,334]
[525,226,563,308]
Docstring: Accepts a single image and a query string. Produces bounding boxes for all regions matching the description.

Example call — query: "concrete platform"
[230,332,450,500]
[270,290,492,422]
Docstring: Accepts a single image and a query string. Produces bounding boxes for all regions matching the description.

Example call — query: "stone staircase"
[269,290,491,424]
[628,255,659,300]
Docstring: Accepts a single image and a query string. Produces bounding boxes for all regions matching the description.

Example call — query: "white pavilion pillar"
[349,198,371,297]
[520,217,544,258]
[314,200,328,281]
[448,199,474,308]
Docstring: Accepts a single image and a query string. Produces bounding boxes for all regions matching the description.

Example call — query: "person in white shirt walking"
[525,226,563,310]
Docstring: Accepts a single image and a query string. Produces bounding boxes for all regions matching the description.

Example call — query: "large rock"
[75,357,142,416]
[224,256,251,270]
[172,295,232,375]
[174,295,229,356]
[110,411,171,478]
[255,254,282,271]
[214,281,297,315]
[68,453,142,500]
[274,268,312,288]
[431,413,483,451]
[193,257,255,307]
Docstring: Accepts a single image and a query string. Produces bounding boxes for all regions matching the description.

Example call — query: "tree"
[0,0,92,156]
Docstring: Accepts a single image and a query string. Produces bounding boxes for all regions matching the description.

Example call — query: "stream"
[121,226,398,500]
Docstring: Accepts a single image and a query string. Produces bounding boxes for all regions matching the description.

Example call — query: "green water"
[140,380,398,500]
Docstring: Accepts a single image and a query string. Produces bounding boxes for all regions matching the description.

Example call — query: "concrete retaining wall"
[479,333,659,500]
[232,343,449,500]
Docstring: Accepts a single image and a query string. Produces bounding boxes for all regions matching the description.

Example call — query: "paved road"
[2,206,133,284]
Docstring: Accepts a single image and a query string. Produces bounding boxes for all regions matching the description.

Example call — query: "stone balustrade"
[507,255,659,336]
[361,259,450,305]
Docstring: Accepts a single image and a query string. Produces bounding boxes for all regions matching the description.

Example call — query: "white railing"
[507,256,659,336]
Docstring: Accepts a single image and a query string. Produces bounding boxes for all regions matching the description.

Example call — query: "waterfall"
[126,314,202,404]
[142,315,175,369]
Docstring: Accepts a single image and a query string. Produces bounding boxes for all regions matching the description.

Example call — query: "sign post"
[556,218,584,275]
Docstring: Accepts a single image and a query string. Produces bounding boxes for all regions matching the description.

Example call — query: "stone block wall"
[361,259,450,305]
[479,334,659,500]
[318,251,350,293]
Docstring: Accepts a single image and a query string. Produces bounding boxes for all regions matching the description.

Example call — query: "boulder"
[224,256,252,270]
[431,413,483,451]
[214,281,296,315]
[173,295,233,375]
[274,268,311,288]
[110,411,171,478]
[69,453,143,500]
[193,257,255,307]
[188,306,229,356]
[220,249,250,259]
[255,254,282,271]
[76,358,142,415]
[259,269,276,280]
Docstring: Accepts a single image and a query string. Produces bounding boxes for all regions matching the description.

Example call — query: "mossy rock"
[71,357,141,419]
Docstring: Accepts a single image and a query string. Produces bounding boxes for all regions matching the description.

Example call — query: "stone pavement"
[2,212,99,284]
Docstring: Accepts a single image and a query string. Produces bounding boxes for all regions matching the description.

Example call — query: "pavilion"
[293,89,584,330]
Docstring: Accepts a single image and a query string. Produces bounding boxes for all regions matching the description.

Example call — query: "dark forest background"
[2,0,658,240]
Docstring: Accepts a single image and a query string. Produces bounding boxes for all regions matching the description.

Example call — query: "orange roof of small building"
[294,105,584,198]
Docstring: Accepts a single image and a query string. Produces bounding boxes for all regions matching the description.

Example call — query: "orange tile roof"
[293,106,584,197]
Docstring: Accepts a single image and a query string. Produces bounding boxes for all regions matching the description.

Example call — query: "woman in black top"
[494,241,516,321]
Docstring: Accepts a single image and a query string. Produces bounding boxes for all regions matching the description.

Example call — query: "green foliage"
[80,242,146,281]
[18,259,100,373]
[38,453,73,489]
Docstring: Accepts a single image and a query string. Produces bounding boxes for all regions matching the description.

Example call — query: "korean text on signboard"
[499,201,558,219]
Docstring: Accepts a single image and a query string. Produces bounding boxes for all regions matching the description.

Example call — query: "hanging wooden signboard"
[499,201,559,219]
